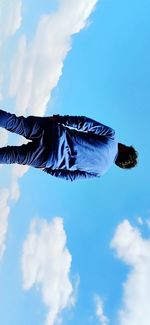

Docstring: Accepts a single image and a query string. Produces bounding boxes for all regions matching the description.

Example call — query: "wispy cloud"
[0,129,8,148]
[0,0,20,244]
[146,219,150,229]
[0,188,10,258]
[0,0,22,48]
[22,217,77,325]
[94,294,109,325]
[0,0,22,101]
[136,216,143,225]
[10,165,29,201]
[111,219,150,325]
[9,0,97,116]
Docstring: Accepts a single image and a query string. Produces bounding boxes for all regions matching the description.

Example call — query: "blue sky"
[0,0,150,325]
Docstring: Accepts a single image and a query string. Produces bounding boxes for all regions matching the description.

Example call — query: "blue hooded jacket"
[43,115,118,181]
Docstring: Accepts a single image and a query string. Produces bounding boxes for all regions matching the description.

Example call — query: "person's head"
[115,143,138,169]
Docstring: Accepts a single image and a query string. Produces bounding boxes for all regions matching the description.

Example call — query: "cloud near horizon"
[111,219,150,325]
[22,217,77,325]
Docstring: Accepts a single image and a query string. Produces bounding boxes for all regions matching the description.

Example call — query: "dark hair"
[115,144,138,169]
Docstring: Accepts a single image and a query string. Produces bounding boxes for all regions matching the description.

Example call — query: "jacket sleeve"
[52,114,115,138]
[43,168,99,181]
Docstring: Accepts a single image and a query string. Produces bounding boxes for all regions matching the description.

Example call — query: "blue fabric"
[0,110,118,181]
[45,115,118,180]
[0,110,54,168]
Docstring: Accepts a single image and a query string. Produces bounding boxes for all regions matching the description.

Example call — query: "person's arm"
[51,114,115,138]
[43,168,99,181]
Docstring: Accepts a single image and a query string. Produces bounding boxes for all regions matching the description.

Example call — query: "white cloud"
[0,129,10,260]
[0,0,22,48]
[0,188,10,258]
[0,128,8,148]
[0,0,22,103]
[9,0,98,116]
[22,217,76,325]
[0,0,98,258]
[10,164,29,201]
[0,0,23,188]
[111,219,150,325]
[94,294,109,325]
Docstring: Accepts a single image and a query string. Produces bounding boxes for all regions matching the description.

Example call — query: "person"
[0,109,138,181]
